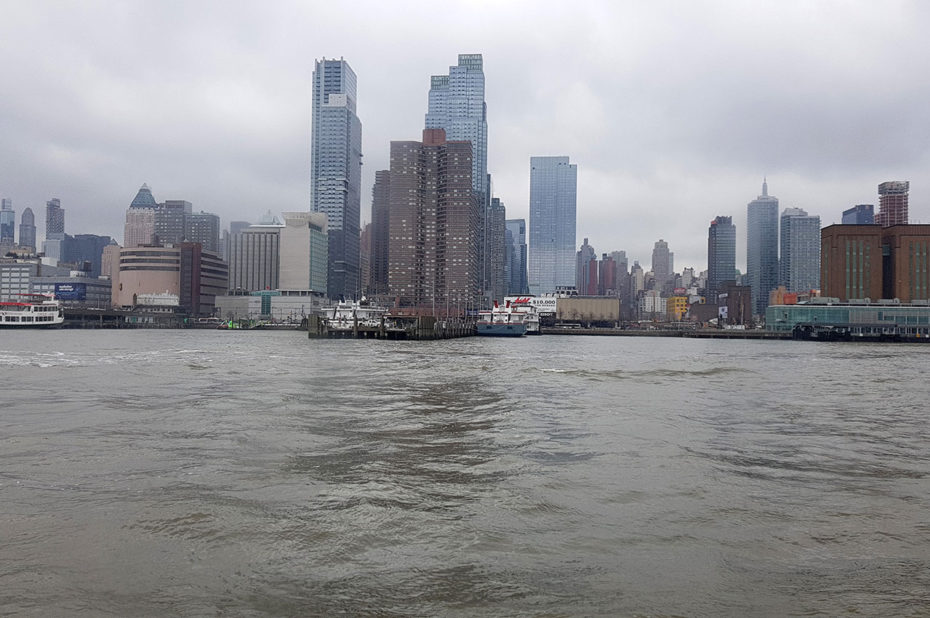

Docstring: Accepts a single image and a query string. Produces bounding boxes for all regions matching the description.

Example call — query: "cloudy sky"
[2,0,929,270]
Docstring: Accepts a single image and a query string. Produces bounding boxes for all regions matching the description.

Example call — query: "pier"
[307,314,476,340]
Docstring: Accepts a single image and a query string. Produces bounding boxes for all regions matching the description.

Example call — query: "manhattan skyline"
[1,1,929,271]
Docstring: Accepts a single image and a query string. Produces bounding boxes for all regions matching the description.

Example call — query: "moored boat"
[323,298,388,333]
[0,294,65,327]
[477,300,527,337]
[506,296,541,335]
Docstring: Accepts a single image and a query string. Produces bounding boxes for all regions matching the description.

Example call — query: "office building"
[505,219,528,295]
[875,181,909,227]
[19,207,36,253]
[154,200,191,246]
[279,211,328,293]
[528,156,577,295]
[0,199,14,249]
[189,212,220,253]
[747,179,779,315]
[387,129,481,310]
[369,170,390,296]
[227,222,282,293]
[780,208,821,293]
[576,238,597,295]
[598,253,617,296]
[651,239,673,292]
[842,204,874,225]
[45,198,65,239]
[310,57,362,301]
[61,234,113,277]
[111,243,227,316]
[707,215,736,302]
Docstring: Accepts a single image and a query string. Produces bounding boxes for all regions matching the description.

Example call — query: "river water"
[2,330,929,616]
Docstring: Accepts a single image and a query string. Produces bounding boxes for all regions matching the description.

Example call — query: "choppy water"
[2,330,929,616]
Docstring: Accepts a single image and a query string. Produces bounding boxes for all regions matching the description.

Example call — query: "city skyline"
[2,2,930,271]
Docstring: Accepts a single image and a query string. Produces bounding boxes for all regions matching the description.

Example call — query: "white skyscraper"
[310,58,362,300]
[780,207,821,293]
[528,156,577,295]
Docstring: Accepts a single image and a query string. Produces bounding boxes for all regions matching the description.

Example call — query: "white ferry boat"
[505,296,541,335]
[0,294,65,327]
[477,301,527,337]
[324,298,388,333]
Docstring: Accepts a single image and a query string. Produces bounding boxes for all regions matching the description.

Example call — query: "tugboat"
[476,300,527,337]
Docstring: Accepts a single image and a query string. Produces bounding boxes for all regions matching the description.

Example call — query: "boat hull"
[477,322,527,337]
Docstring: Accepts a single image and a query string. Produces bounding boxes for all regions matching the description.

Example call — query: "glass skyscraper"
[310,58,362,301]
[0,199,14,247]
[505,219,528,295]
[747,179,779,315]
[528,156,577,295]
[707,215,736,302]
[425,54,488,201]
[779,207,821,293]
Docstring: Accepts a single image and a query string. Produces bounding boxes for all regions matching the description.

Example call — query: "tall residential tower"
[707,216,736,302]
[310,58,362,300]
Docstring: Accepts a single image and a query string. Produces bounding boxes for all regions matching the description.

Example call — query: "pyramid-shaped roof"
[130,183,158,208]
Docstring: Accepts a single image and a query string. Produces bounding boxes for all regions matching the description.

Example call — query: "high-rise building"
[505,219,528,295]
[387,129,481,310]
[651,239,673,292]
[1,199,14,249]
[528,156,577,295]
[310,57,362,301]
[19,207,36,253]
[62,234,113,277]
[875,181,909,227]
[426,54,489,296]
[189,212,220,253]
[369,170,390,296]
[747,179,779,315]
[154,200,191,246]
[780,208,821,293]
[487,197,507,302]
[707,216,736,302]
[45,198,65,240]
[576,238,597,295]
[226,223,282,293]
[842,204,874,225]
[598,253,617,296]
[124,183,158,247]
[279,211,328,293]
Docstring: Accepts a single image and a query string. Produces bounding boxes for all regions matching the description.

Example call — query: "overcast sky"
[2,0,929,271]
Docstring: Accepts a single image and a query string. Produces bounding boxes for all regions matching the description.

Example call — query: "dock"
[307,314,475,340]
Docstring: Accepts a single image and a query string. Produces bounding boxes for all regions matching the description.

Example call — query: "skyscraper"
[505,219,528,295]
[387,129,481,310]
[124,184,158,247]
[154,200,192,245]
[310,57,362,301]
[528,156,577,295]
[45,198,65,239]
[651,239,673,292]
[576,238,597,295]
[842,204,874,225]
[707,216,736,302]
[875,181,909,227]
[19,207,36,252]
[747,179,779,315]
[426,54,490,297]
[779,207,821,293]
[189,212,221,253]
[426,54,488,203]
[0,199,14,249]
[369,170,390,296]
[487,197,507,302]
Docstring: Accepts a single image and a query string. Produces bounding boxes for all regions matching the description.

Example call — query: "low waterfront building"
[766,298,930,338]
[30,274,112,308]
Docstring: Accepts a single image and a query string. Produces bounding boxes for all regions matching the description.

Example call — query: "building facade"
[576,238,597,295]
[369,170,391,296]
[45,198,65,239]
[528,156,577,295]
[387,129,481,311]
[279,211,328,294]
[0,199,14,250]
[18,207,36,253]
[487,197,507,302]
[780,208,821,293]
[651,239,673,293]
[707,215,736,302]
[310,57,362,301]
[842,204,874,225]
[746,179,779,315]
[189,212,220,253]
[505,219,528,295]
[226,224,281,293]
[820,224,883,302]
